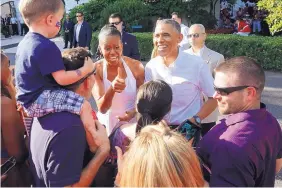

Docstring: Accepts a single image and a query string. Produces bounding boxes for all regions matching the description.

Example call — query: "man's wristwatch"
[193,115,201,126]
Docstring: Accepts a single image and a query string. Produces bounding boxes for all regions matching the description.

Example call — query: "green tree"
[99,0,149,32]
[69,0,118,30]
[257,0,282,35]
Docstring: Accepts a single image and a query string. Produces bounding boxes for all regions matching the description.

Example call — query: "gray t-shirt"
[29,112,86,187]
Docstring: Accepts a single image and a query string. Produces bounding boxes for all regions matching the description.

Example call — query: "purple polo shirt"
[197,103,282,187]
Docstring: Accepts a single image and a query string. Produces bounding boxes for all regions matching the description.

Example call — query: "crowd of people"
[219,0,270,36]
[1,14,28,37]
[1,0,282,187]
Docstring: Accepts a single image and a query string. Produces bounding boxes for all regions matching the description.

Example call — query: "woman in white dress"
[92,25,144,135]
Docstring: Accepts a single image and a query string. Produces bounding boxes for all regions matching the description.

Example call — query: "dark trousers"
[21,23,28,35]
[12,24,18,35]
[64,32,73,48]
[201,122,216,136]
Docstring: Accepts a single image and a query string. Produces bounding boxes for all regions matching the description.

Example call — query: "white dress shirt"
[145,51,215,125]
[179,24,190,51]
[185,45,225,124]
[76,22,82,43]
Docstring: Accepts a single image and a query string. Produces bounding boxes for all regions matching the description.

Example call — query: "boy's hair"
[62,47,92,90]
[19,0,64,26]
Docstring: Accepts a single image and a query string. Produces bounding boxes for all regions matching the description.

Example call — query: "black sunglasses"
[76,15,83,17]
[109,21,121,26]
[188,33,205,38]
[214,85,257,95]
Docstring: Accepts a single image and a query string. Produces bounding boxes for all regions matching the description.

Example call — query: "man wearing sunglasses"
[185,24,225,136]
[107,13,140,60]
[73,11,92,50]
[197,57,282,187]
[29,48,110,187]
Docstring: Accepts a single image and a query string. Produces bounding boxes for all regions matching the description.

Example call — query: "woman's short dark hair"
[98,24,121,42]
[136,80,173,132]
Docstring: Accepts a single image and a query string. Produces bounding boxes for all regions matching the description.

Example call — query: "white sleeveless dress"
[97,59,137,135]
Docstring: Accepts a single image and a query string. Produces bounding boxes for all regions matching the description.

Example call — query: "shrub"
[206,34,282,71]
[91,32,282,71]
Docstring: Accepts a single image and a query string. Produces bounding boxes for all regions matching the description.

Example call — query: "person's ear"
[203,33,207,41]
[178,33,183,44]
[46,14,54,26]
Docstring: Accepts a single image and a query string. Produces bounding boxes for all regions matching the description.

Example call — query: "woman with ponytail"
[94,79,172,186]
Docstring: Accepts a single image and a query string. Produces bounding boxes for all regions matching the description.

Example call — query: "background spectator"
[63,14,74,49]
[109,13,141,60]
[171,12,190,51]
[10,15,18,35]
[1,52,31,187]
[73,11,92,50]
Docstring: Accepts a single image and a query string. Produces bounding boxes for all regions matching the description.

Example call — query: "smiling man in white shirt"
[185,24,224,135]
[145,19,217,128]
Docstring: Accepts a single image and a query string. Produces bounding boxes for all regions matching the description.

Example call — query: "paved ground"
[1,35,282,186]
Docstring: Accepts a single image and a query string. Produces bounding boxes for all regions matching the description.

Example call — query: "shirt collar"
[225,103,266,126]
[191,45,206,57]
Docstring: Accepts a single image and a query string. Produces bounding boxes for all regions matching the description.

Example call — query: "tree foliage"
[257,0,282,35]
[99,0,149,32]
[68,0,225,30]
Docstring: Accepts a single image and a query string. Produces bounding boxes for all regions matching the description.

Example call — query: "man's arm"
[191,62,217,122]
[192,97,217,122]
[91,63,116,114]
[72,25,76,47]
[86,23,92,49]
[130,35,140,60]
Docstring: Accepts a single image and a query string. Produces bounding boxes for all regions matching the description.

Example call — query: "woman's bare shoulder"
[120,123,137,141]
[94,59,104,79]
[1,95,14,106]
[123,56,144,76]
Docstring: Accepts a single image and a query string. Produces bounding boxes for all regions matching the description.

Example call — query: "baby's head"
[19,0,65,38]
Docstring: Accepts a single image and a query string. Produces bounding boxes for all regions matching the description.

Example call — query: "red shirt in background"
[238,20,251,33]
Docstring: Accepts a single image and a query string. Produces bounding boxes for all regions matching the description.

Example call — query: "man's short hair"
[19,0,64,26]
[109,13,123,22]
[171,12,182,19]
[62,48,92,91]
[214,56,265,94]
[156,19,181,34]
[76,11,84,16]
